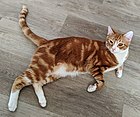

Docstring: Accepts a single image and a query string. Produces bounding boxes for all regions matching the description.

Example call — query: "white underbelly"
[53,65,86,77]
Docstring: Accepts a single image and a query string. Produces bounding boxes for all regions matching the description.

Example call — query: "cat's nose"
[112,48,116,52]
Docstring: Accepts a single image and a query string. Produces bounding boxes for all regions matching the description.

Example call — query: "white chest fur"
[104,48,129,73]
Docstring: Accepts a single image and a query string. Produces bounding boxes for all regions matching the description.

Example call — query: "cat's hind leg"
[8,75,32,111]
[32,73,58,107]
[33,83,47,107]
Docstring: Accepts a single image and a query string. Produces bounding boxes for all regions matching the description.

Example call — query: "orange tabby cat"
[8,5,133,111]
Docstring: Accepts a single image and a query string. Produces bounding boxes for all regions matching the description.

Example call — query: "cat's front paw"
[115,69,123,78]
[87,84,97,93]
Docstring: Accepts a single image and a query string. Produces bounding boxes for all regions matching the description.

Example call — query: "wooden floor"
[0,0,140,117]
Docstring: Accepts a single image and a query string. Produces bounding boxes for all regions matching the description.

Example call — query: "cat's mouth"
[105,45,118,53]
[108,48,120,54]
[111,49,118,53]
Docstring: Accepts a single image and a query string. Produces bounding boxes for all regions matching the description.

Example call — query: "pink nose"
[112,48,116,51]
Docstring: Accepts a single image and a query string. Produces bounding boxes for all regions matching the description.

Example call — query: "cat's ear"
[107,26,115,35]
[124,31,133,42]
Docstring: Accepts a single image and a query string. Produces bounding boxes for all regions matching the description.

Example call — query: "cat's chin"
[111,51,119,54]
[110,50,124,54]
[108,49,118,54]
[112,50,128,54]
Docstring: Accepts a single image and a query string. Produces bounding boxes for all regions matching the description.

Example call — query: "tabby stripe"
[29,64,39,69]
[88,40,93,51]
[46,76,54,83]
[38,61,48,73]
[104,52,112,64]
[100,67,106,72]
[20,12,26,16]
[100,80,105,83]
[87,50,96,60]
[92,71,100,77]
[107,53,117,65]
[80,44,85,61]
[38,58,49,69]
[19,16,25,19]
[94,42,99,50]
[94,73,103,79]
[24,28,32,35]
[37,47,46,53]
[24,71,33,81]
[94,56,99,65]
[32,70,40,81]
[91,67,99,72]
[25,68,40,82]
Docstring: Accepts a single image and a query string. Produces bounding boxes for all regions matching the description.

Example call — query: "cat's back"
[38,36,104,52]
[50,36,103,45]
[35,37,105,60]
[33,37,105,65]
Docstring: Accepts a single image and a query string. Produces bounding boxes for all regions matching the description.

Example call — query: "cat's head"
[105,26,133,54]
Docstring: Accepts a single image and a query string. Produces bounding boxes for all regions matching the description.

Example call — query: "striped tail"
[19,5,48,46]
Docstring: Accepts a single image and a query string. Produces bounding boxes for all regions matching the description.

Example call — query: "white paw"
[39,99,47,107]
[8,100,17,112]
[8,91,19,112]
[116,70,123,78]
[87,84,97,93]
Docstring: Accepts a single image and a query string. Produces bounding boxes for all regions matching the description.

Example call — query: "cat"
[8,5,133,112]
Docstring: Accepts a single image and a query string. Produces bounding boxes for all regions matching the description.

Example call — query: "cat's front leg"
[115,65,123,78]
[87,72,104,93]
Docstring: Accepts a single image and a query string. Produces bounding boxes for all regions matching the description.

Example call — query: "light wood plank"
[0,94,62,117]
[122,104,140,117]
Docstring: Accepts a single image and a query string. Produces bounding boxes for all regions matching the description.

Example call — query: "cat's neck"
[113,48,129,65]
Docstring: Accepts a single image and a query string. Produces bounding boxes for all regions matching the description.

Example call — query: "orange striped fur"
[19,5,47,46]
[8,5,133,111]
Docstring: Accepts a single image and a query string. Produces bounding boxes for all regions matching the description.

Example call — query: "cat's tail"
[19,5,48,46]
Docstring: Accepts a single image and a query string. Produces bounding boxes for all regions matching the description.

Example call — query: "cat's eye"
[109,40,113,45]
[118,43,124,46]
